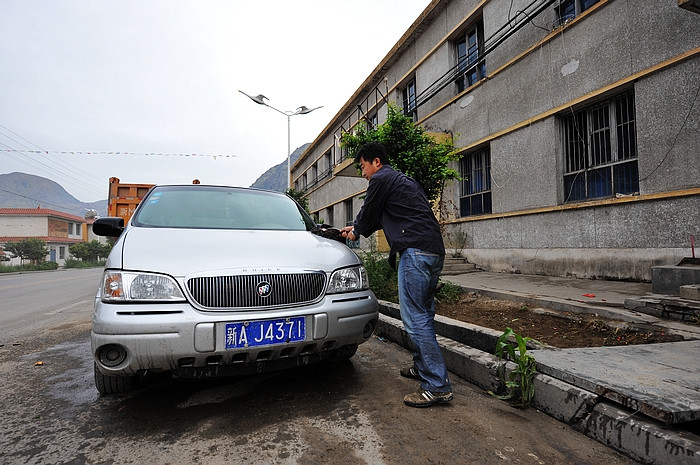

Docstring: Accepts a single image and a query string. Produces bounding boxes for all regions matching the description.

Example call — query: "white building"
[293,0,699,281]
[0,208,88,267]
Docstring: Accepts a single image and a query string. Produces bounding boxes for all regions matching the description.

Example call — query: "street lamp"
[239,90,322,190]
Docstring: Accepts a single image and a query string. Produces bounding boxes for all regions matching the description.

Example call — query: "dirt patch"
[436,293,686,349]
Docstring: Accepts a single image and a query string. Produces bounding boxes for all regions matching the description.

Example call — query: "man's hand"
[340,226,357,241]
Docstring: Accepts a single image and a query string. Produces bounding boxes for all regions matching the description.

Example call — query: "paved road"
[0,269,640,464]
[0,267,102,344]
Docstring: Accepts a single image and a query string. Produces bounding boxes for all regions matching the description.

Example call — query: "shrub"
[436,280,463,304]
[358,251,399,303]
[0,262,58,273]
[65,258,106,269]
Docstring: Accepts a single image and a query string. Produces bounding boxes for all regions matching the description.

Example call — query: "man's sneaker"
[403,389,453,408]
[400,366,421,380]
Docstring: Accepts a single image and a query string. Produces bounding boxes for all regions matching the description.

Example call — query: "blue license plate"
[225,316,306,349]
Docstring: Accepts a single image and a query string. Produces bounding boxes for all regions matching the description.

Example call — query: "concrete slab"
[532,341,700,425]
[681,284,700,301]
[652,265,700,295]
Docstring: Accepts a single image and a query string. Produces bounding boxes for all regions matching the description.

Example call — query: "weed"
[490,327,538,408]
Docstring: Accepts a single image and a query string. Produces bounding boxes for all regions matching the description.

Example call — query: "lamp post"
[239,90,322,190]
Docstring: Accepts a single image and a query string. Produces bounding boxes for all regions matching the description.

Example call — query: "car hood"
[109,227,360,276]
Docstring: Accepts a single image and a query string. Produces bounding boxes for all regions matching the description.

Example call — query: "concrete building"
[0,208,89,267]
[293,0,699,281]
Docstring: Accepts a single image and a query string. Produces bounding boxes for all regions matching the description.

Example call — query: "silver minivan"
[91,184,378,394]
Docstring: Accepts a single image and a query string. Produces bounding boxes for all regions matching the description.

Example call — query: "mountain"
[0,172,107,218]
[250,144,309,192]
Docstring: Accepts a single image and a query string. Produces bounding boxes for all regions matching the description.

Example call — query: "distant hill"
[250,144,308,192]
[0,172,107,218]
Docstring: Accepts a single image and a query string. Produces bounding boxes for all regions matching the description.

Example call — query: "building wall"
[0,216,47,236]
[295,0,700,281]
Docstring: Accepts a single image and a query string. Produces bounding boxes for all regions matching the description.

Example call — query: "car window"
[133,186,314,230]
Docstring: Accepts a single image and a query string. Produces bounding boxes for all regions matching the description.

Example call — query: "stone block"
[680,284,700,301]
[651,265,700,295]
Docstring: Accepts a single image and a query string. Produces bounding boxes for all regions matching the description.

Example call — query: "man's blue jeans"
[397,248,451,393]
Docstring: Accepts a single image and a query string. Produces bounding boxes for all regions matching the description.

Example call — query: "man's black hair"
[355,142,390,165]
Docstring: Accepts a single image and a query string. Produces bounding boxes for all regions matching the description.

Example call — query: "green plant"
[65,258,106,269]
[340,103,460,204]
[69,240,112,263]
[3,238,49,264]
[286,188,309,213]
[0,262,58,273]
[490,327,538,408]
[357,250,398,303]
[448,227,469,257]
[436,279,463,304]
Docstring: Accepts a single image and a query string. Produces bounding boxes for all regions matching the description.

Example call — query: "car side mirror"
[93,217,125,237]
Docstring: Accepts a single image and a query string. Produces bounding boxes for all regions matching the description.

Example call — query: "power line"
[0,187,105,215]
[0,125,108,198]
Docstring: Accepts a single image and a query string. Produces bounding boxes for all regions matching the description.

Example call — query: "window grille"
[459,147,492,217]
[562,91,638,202]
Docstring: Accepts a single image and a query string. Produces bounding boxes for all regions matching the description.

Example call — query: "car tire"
[94,363,135,395]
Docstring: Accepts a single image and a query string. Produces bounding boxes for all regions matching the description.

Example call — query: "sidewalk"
[376,270,700,465]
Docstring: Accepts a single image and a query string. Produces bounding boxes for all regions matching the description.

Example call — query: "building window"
[402,80,417,121]
[555,0,599,26]
[326,206,334,226]
[324,151,332,179]
[344,199,354,226]
[368,113,378,130]
[459,146,492,217]
[59,246,65,259]
[456,22,486,93]
[562,90,638,203]
[68,223,74,235]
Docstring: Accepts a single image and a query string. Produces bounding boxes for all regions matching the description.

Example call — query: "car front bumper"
[92,291,378,377]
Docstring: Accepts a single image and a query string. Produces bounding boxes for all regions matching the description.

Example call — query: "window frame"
[561,90,639,203]
[402,79,417,121]
[455,21,486,93]
[344,199,354,226]
[459,146,492,217]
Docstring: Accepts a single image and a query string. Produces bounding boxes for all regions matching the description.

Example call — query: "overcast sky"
[0,1,428,202]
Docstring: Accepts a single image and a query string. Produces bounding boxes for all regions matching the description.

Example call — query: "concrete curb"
[375,304,700,465]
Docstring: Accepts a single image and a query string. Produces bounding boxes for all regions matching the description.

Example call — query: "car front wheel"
[94,363,136,395]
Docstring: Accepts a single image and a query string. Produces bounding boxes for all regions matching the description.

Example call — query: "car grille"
[187,272,326,309]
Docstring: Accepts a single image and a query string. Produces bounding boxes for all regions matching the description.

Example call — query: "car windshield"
[132,185,316,230]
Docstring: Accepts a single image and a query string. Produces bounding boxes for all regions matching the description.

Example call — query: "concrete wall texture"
[295,0,700,281]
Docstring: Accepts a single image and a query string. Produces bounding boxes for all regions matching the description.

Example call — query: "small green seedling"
[490,327,538,408]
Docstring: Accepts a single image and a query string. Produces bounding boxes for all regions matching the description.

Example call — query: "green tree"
[69,240,112,262]
[340,103,460,204]
[3,238,49,264]
[286,188,310,213]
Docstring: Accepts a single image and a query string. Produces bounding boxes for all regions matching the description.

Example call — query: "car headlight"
[326,266,370,294]
[101,271,186,302]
